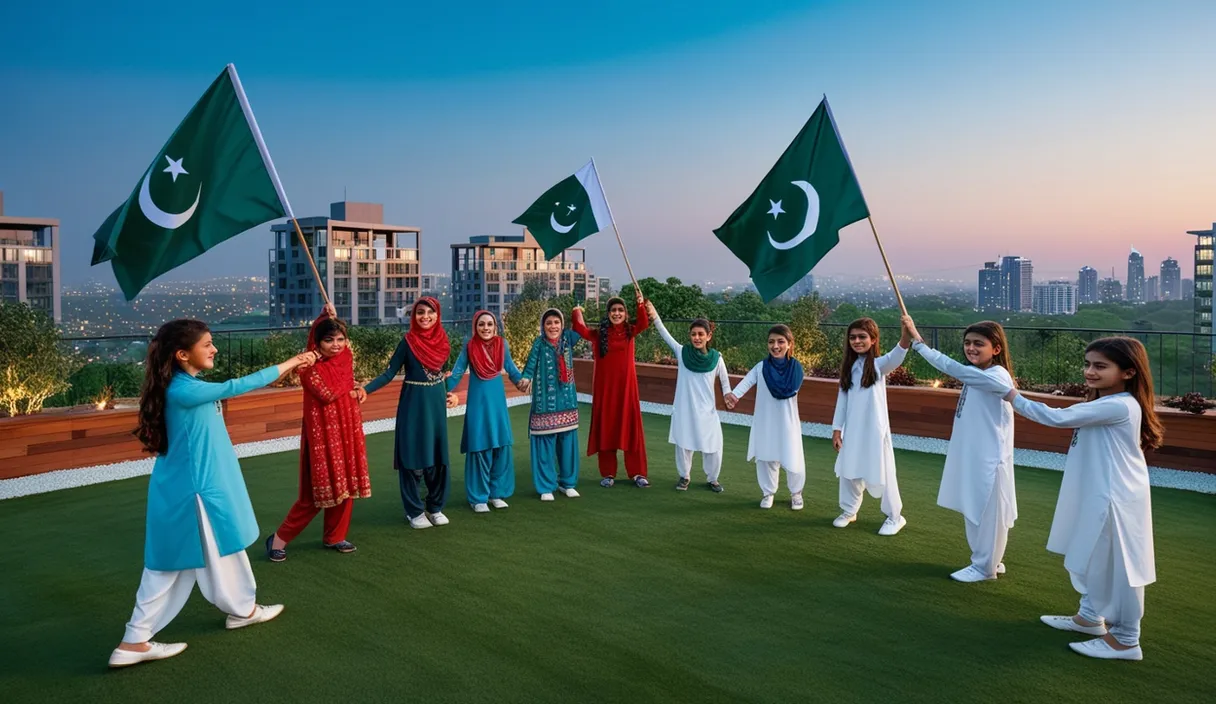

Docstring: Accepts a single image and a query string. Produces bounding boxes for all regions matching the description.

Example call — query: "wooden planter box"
[573,360,1215,475]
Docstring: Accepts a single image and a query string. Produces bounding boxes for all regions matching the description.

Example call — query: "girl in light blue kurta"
[446,310,523,512]
[520,308,582,501]
[110,320,318,670]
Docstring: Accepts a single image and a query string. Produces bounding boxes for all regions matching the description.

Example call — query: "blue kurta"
[144,366,279,571]
[365,339,449,471]
[521,330,581,434]
[446,341,523,454]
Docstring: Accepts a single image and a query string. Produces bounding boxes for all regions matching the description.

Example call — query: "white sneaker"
[950,565,996,583]
[560,487,581,498]
[790,492,804,511]
[427,511,450,526]
[540,492,555,502]
[996,562,1006,575]
[1069,637,1143,661]
[489,498,509,509]
[225,604,284,630]
[108,641,187,668]
[759,494,775,509]
[877,515,907,536]
[1040,614,1108,636]
[472,503,490,513]
[409,514,432,529]
[832,513,857,528]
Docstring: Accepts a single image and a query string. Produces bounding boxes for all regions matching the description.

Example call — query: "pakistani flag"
[713,98,869,302]
[91,64,286,300]
[512,160,612,260]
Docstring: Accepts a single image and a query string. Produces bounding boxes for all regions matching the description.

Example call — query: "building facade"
[598,277,613,299]
[1126,247,1145,303]
[1186,224,1214,335]
[1145,275,1159,302]
[1099,277,1123,303]
[0,191,61,322]
[1000,256,1032,312]
[977,261,1003,311]
[269,201,421,326]
[450,230,597,321]
[1078,265,1099,304]
[1032,280,1078,315]
[1161,257,1181,300]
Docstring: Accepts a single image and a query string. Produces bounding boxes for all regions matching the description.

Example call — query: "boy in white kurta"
[831,320,911,536]
[726,326,806,510]
[1004,337,1160,661]
[648,304,732,491]
[905,317,1017,581]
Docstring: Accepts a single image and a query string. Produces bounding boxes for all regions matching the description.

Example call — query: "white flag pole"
[590,157,641,296]
[227,63,330,306]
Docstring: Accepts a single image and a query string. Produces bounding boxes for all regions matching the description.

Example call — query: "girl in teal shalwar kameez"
[364,297,455,530]
[521,308,582,501]
[447,310,523,513]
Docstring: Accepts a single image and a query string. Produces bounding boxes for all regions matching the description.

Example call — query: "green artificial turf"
[2,405,1214,704]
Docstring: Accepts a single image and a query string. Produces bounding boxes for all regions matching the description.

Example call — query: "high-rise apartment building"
[1126,246,1145,303]
[1145,275,1159,302]
[1099,277,1123,303]
[1186,224,1214,335]
[269,201,421,326]
[1078,266,1099,304]
[1160,257,1181,300]
[1000,256,1032,311]
[451,229,597,321]
[1032,280,1078,315]
[0,191,61,322]
[977,261,1003,311]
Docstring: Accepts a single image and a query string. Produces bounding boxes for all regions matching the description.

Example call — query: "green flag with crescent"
[91,64,286,300]
[512,160,612,261]
[713,97,869,303]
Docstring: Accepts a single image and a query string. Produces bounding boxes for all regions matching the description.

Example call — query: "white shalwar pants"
[964,480,1010,577]
[756,460,805,496]
[1070,518,1145,647]
[675,446,722,483]
[839,476,902,519]
[122,497,257,643]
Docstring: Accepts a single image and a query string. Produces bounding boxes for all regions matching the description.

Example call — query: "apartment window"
[1197,264,1213,277]
[487,283,500,292]
[0,264,16,279]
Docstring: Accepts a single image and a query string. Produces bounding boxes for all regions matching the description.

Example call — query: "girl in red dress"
[266,304,371,561]
[571,290,650,487]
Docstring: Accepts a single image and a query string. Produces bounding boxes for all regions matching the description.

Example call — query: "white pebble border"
[3,393,1212,500]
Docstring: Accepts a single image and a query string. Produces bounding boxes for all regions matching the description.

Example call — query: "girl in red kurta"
[572,291,650,487]
[266,305,371,561]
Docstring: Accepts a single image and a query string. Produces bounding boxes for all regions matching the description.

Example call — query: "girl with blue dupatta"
[725,324,807,511]
[447,310,523,513]
[520,307,582,502]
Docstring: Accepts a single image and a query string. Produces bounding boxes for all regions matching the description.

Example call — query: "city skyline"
[2,1,1214,291]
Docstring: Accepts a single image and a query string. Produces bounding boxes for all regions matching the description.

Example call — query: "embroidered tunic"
[298,326,371,508]
[447,341,523,453]
[365,338,450,471]
[521,329,581,435]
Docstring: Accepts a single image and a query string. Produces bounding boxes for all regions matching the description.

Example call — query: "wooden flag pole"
[867,215,907,316]
[290,218,331,306]
[590,157,642,296]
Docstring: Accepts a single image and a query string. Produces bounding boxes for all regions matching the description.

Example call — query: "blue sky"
[2,0,1215,289]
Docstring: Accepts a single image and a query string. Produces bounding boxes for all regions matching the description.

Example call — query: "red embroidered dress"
[298,315,371,508]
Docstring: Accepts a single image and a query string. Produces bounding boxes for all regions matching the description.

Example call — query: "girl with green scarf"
[645,301,731,492]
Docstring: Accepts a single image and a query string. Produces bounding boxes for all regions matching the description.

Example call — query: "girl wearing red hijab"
[266,304,371,561]
[571,289,650,487]
[364,297,458,529]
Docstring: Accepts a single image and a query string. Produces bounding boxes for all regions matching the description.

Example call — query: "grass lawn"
[2,405,1214,704]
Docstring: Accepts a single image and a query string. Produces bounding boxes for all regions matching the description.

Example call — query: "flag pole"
[226,64,330,307]
[590,157,642,295]
[822,95,906,316]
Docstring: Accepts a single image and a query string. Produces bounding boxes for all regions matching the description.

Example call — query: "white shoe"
[759,494,775,509]
[225,604,284,630]
[1040,614,1108,636]
[427,511,450,526]
[1069,637,1143,661]
[790,492,804,511]
[560,487,580,498]
[832,513,856,528]
[877,515,907,536]
[950,565,996,583]
[489,498,509,509]
[996,562,1006,575]
[409,514,432,529]
[540,493,555,502]
[108,641,187,668]
[472,503,490,513]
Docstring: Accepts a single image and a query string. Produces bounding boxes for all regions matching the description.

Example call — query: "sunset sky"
[1,0,1214,288]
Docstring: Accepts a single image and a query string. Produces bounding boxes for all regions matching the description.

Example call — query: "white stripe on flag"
[574,160,612,234]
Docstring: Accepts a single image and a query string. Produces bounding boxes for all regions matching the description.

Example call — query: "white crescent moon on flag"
[767,180,820,251]
[139,165,201,230]
[549,212,575,234]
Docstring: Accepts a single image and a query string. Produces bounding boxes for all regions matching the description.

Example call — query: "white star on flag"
[162,156,189,183]
[767,199,784,219]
